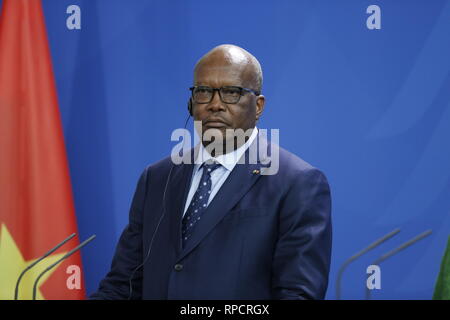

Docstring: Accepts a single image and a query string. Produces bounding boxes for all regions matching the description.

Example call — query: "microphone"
[336,228,400,300]
[14,233,76,300]
[32,234,96,300]
[365,229,432,300]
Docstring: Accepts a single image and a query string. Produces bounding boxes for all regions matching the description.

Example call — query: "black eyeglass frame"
[189,85,260,104]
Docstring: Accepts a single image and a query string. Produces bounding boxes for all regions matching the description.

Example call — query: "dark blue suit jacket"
[91,135,332,299]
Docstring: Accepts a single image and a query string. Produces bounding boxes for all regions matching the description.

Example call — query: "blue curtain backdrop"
[3,0,449,299]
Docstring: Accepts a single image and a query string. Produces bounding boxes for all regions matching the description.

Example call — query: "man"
[91,44,332,300]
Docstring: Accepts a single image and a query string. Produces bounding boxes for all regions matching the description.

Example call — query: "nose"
[207,89,226,113]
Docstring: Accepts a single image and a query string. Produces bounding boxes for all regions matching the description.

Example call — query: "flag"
[0,0,86,299]
[433,236,450,300]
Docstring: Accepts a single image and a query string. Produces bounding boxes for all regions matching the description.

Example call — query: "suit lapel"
[166,149,197,257]
[177,135,270,262]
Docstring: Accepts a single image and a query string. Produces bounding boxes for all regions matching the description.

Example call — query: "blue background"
[5,0,449,299]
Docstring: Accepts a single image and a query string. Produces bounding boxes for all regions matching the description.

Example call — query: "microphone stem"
[32,235,96,300]
[14,233,76,300]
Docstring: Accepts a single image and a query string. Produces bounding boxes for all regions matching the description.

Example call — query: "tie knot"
[202,161,221,174]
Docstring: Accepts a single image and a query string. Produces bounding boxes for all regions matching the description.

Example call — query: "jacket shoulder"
[274,143,319,173]
[267,143,329,187]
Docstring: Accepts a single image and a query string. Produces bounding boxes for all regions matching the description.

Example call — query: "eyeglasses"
[189,86,260,104]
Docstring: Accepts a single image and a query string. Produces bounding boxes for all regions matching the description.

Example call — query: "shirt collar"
[194,127,259,172]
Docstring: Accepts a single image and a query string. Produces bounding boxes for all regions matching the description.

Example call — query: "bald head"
[194,44,263,93]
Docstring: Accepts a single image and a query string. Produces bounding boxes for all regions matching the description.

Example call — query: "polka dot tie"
[182,162,222,248]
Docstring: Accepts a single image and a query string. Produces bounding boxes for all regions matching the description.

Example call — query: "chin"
[202,126,227,140]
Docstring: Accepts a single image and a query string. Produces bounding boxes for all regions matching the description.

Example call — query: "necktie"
[182,161,221,248]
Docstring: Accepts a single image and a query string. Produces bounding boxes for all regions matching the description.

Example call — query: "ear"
[255,95,265,121]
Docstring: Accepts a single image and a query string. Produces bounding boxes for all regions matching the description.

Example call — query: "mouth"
[203,119,228,128]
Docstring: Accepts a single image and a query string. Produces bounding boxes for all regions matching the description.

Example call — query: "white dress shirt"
[182,127,259,217]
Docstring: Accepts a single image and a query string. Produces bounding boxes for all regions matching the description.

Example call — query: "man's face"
[192,58,264,147]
